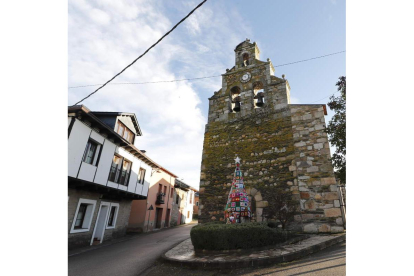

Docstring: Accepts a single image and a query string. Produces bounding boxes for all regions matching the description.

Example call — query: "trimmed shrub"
[267,221,278,228]
[190,222,293,251]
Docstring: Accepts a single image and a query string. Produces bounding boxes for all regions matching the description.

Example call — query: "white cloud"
[69,0,252,188]
[89,8,111,25]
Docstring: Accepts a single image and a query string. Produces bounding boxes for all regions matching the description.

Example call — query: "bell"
[233,101,241,112]
[255,92,264,107]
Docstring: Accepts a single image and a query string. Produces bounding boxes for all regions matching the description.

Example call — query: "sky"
[68,0,346,189]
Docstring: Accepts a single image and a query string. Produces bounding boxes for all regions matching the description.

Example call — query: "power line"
[69,51,346,89]
[274,51,345,68]
[69,75,222,89]
[309,91,340,104]
[71,0,208,106]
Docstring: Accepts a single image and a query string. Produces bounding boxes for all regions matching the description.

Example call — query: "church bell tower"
[199,39,344,234]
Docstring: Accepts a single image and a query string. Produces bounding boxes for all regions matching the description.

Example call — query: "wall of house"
[171,188,195,225]
[68,188,132,250]
[116,116,138,136]
[68,118,151,197]
[170,189,180,226]
[193,195,199,216]
[128,170,175,232]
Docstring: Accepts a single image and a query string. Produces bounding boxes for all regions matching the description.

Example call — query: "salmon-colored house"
[128,167,177,232]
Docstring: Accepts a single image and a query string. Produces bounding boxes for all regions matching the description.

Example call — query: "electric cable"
[69,51,345,90]
[71,0,208,106]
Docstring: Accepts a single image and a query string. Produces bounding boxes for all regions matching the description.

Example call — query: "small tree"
[326,76,346,184]
[264,187,298,229]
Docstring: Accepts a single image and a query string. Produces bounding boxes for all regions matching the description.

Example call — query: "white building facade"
[171,179,197,225]
[68,105,159,249]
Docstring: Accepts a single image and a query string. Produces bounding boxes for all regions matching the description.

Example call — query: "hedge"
[190,222,293,251]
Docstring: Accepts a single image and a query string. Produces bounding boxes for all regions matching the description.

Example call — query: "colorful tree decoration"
[224,155,251,223]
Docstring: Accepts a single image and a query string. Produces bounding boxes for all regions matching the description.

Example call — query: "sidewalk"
[163,233,345,269]
[69,221,198,257]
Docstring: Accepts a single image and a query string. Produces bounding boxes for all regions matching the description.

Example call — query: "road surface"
[68,223,196,276]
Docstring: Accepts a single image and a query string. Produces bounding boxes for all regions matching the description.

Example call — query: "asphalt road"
[68,223,196,276]
[144,241,346,276]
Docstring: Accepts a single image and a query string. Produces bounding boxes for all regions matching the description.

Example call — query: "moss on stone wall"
[199,107,297,223]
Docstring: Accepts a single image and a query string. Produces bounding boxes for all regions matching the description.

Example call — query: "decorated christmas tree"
[224,156,251,223]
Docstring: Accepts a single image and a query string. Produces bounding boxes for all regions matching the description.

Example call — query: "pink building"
[128,167,177,232]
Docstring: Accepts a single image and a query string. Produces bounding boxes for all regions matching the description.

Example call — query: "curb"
[161,234,345,269]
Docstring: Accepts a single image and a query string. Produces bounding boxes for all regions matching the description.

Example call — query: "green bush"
[190,222,292,251]
[267,221,278,228]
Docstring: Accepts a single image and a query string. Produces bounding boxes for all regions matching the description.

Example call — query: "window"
[82,139,100,165]
[74,204,87,229]
[171,188,173,198]
[163,186,167,196]
[196,201,199,206]
[119,159,132,186]
[189,192,192,204]
[176,194,179,204]
[188,211,190,218]
[158,184,162,194]
[108,155,121,182]
[108,155,132,185]
[137,168,146,184]
[106,203,119,229]
[115,121,134,143]
[70,198,97,233]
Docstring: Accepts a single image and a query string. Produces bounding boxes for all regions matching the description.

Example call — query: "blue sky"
[68,0,345,188]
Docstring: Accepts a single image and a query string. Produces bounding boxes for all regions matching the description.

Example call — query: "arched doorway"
[246,188,268,222]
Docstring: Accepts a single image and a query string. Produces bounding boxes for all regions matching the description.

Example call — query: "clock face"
[240,72,251,83]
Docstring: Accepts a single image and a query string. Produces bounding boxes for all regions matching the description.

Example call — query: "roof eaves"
[68,105,129,146]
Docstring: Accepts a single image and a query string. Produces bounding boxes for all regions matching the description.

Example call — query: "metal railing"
[156,193,165,204]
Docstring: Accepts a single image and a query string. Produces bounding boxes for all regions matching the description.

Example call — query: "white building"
[68,105,160,249]
[171,179,197,225]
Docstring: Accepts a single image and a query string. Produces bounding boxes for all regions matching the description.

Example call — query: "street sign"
[148,205,154,210]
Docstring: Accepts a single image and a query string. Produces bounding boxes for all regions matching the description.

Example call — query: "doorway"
[165,209,170,227]
[90,202,110,245]
[155,208,163,229]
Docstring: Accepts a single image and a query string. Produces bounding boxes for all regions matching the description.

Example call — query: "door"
[155,208,163,229]
[90,202,110,245]
[165,209,170,227]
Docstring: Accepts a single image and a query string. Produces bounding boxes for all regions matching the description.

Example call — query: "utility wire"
[71,0,208,106]
[69,75,222,89]
[273,51,345,68]
[309,91,340,104]
[69,51,345,89]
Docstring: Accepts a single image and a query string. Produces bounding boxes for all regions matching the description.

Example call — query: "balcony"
[156,193,165,205]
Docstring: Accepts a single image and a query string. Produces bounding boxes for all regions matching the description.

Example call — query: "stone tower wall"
[289,105,344,233]
[199,40,343,233]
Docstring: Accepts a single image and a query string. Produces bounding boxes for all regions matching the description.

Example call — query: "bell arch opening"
[230,86,241,112]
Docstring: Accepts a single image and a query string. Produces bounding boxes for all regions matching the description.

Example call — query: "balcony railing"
[156,193,165,204]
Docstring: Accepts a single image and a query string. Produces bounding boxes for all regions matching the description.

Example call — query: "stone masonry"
[68,188,133,249]
[199,39,343,233]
